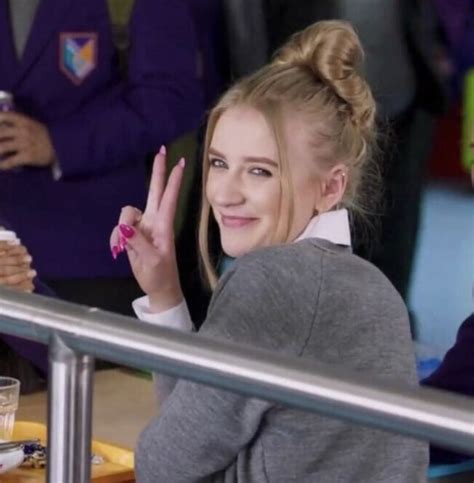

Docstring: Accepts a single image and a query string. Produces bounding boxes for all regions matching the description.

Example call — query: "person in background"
[0,0,203,316]
[112,21,427,482]
[421,154,474,465]
[432,0,474,98]
[422,312,474,464]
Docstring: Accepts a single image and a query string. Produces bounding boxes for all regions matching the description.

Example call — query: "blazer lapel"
[0,0,19,88]
[14,0,73,85]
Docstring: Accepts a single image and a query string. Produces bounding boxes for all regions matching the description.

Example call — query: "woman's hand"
[0,241,36,293]
[110,146,185,312]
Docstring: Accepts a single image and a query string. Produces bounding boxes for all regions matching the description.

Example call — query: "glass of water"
[0,377,20,441]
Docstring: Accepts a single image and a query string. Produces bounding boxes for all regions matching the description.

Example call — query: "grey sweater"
[136,239,428,482]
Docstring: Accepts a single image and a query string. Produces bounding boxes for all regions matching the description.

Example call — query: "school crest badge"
[59,33,97,84]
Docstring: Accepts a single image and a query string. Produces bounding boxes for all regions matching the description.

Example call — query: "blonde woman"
[111,21,427,482]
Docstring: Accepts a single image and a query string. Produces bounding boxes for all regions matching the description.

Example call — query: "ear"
[315,164,348,213]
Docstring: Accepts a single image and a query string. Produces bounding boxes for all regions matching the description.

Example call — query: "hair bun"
[274,20,375,131]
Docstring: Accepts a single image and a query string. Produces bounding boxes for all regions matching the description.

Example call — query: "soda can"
[0,91,15,162]
[0,91,14,113]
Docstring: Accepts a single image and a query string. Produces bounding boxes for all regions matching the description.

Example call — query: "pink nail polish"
[119,236,127,251]
[159,145,166,155]
[111,245,119,260]
[119,224,135,238]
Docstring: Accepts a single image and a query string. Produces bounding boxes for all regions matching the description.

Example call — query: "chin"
[221,237,258,258]
[222,245,249,258]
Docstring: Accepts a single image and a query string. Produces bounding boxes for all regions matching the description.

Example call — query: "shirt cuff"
[132,296,194,332]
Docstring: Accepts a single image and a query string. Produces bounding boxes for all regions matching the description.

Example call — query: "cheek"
[293,171,320,207]
[258,183,281,218]
[205,174,216,205]
[291,178,320,223]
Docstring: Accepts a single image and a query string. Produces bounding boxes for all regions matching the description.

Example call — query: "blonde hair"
[199,20,379,288]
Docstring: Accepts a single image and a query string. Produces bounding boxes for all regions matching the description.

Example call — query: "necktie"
[9,0,41,59]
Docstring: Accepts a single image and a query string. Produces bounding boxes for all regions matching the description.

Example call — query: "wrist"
[148,286,183,313]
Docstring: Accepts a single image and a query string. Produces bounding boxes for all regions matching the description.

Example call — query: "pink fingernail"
[178,157,186,168]
[119,224,135,238]
[111,245,119,260]
[119,236,127,251]
[159,145,166,155]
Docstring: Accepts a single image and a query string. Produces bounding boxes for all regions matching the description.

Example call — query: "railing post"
[74,353,95,482]
[47,335,94,483]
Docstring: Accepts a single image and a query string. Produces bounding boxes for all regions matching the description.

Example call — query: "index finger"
[143,145,167,219]
[0,111,24,126]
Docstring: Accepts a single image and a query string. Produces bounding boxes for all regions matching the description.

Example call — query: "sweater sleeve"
[132,296,194,403]
[134,255,315,482]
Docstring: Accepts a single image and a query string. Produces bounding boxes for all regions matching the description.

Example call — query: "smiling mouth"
[220,215,258,228]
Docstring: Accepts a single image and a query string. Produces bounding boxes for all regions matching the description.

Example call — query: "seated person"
[421,162,474,465]
[111,21,427,482]
[422,313,474,464]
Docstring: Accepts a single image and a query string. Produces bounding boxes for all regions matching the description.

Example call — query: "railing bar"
[0,289,473,454]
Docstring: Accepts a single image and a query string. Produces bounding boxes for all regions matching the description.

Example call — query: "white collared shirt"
[133,209,352,329]
[295,209,351,246]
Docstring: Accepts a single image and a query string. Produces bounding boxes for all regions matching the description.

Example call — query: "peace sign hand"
[110,146,185,312]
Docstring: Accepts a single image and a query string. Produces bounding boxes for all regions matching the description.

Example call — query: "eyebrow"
[208,147,279,168]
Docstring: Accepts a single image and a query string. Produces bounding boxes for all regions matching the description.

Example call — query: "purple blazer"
[0,0,203,279]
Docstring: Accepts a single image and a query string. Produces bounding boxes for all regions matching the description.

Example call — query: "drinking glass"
[0,377,20,441]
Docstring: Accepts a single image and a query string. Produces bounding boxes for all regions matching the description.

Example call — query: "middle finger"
[0,139,21,157]
[0,125,18,140]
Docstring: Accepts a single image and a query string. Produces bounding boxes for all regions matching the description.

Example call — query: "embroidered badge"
[59,32,98,84]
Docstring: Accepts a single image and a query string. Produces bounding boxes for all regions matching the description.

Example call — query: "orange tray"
[0,421,134,483]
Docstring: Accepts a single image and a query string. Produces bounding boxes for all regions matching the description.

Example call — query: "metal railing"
[0,287,473,482]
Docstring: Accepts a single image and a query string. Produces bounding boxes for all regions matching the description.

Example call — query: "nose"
[208,170,245,207]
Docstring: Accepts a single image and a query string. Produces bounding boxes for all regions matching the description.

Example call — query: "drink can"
[0,91,14,113]
[0,91,15,162]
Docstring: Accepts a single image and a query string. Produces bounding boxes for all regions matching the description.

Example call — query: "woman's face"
[206,105,322,258]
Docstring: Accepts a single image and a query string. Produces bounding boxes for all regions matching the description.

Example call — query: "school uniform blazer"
[0,0,203,278]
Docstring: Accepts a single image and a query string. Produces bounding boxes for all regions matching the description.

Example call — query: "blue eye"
[250,167,272,177]
[209,157,226,169]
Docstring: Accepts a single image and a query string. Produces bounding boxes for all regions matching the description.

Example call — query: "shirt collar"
[295,209,351,247]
